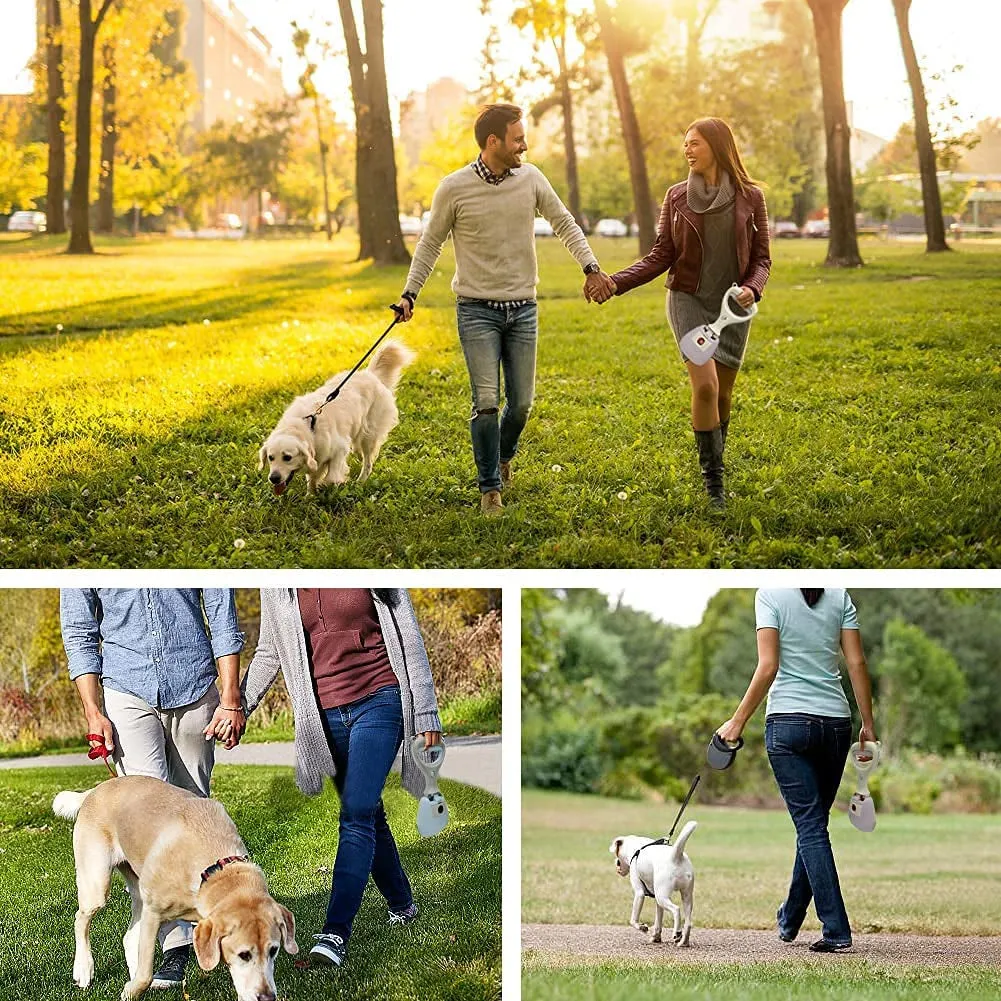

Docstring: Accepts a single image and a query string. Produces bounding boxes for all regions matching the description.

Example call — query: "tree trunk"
[68,0,113,254]
[337,0,409,266]
[555,37,582,225]
[313,95,333,241]
[806,0,862,267]
[45,0,66,234]
[594,0,656,254]
[892,0,949,252]
[96,39,116,234]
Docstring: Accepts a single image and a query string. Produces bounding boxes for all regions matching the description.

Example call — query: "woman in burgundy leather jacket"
[603,118,771,509]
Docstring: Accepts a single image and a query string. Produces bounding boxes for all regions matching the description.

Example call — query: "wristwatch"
[583,262,600,275]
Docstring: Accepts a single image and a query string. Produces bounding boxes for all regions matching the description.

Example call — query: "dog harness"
[200,855,250,883]
[629,839,668,898]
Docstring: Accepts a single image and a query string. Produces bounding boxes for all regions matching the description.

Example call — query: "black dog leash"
[628,774,702,896]
[304,304,404,432]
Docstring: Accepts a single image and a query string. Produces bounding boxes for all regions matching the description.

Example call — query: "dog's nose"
[268,472,281,483]
[255,992,275,1001]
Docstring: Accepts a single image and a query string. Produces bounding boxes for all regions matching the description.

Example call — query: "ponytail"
[800,588,825,608]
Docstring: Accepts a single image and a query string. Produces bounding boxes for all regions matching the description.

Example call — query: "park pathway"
[522,923,1001,967]
[0,735,502,797]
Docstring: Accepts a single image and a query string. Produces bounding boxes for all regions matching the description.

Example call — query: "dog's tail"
[368,340,416,391]
[670,820,698,861]
[53,788,95,822]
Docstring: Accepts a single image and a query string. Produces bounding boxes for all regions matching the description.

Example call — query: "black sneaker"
[310,932,347,967]
[388,902,419,927]
[809,939,853,953]
[150,945,190,988]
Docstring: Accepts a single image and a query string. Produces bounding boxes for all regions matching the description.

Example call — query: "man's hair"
[474,104,522,150]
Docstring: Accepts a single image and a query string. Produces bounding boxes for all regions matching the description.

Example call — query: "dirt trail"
[522,924,1001,967]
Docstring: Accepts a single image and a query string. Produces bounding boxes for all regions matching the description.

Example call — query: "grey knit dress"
[240,588,442,800]
[668,171,752,370]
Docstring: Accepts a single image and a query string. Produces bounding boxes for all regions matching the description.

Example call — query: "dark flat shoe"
[809,939,853,953]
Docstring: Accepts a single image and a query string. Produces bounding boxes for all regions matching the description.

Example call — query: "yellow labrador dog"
[53,776,297,1001]
[259,339,415,496]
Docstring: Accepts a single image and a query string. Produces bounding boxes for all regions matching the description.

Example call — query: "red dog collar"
[200,855,250,883]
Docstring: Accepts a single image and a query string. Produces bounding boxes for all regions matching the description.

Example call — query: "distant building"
[399,77,470,165]
[845,102,888,172]
[179,0,285,131]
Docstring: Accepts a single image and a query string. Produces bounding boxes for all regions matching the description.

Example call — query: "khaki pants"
[103,683,219,951]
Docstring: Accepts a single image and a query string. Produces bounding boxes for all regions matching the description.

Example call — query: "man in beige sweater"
[395,103,614,516]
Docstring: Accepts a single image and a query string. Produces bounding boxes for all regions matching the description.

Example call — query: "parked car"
[533,216,554,237]
[773,220,801,238]
[802,219,830,238]
[399,214,423,236]
[594,217,629,238]
[8,211,46,233]
[215,213,243,231]
[421,210,431,230]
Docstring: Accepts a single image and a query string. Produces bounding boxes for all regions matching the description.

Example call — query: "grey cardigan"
[241,588,442,799]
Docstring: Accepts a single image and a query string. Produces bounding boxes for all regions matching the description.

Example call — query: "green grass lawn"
[522,789,1001,935]
[1,234,999,567]
[522,959,1001,1001]
[523,788,1001,1000]
[0,765,500,1001]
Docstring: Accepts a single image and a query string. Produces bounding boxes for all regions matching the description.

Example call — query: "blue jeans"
[320,685,412,940]
[456,298,538,493]
[766,713,853,945]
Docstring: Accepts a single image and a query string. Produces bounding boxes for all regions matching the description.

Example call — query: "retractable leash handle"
[709,284,758,336]
[848,740,882,833]
[679,285,757,365]
[410,735,449,838]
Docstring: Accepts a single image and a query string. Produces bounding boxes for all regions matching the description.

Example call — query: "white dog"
[259,340,415,495]
[609,821,697,946]
[54,776,297,1001]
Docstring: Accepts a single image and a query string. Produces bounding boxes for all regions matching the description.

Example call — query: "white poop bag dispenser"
[680,284,758,366]
[411,735,450,837]
[848,740,882,833]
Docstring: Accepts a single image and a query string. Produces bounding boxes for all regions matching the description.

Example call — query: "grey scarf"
[687,169,735,214]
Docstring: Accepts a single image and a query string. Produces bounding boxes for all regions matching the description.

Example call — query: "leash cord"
[305,306,404,429]
[666,773,701,844]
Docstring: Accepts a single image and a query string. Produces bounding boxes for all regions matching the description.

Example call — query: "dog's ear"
[301,442,318,472]
[193,918,222,971]
[277,904,298,955]
[257,445,267,472]
[610,837,624,856]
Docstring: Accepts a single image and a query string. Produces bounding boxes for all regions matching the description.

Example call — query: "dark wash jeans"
[456,298,538,493]
[320,684,412,940]
[766,713,853,945]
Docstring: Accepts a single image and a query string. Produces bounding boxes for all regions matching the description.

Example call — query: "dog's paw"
[648,931,662,944]
[675,934,691,948]
[673,930,684,944]
[120,979,148,1001]
[73,954,94,989]
[638,922,648,934]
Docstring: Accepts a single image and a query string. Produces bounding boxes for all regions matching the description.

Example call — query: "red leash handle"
[86,733,117,778]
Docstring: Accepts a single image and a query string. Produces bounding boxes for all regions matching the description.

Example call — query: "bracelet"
[219,705,245,712]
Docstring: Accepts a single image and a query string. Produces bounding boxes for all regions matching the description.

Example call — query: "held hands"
[203,704,247,750]
[734,285,755,309]
[583,270,616,304]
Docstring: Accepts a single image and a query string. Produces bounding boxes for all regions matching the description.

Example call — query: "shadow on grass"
[0,253,405,340]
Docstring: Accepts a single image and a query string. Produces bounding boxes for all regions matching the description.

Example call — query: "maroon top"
[611,181,772,300]
[297,589,399,710]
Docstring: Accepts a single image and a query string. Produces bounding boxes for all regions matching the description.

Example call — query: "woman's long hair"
[685,117,761,195]
[800,588,825,608]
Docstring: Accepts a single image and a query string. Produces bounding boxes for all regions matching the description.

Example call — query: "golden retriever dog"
[258,340,415,496]
[53,776,297,1001]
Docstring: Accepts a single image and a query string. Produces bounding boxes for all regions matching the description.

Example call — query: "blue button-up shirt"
[60,589,245,711]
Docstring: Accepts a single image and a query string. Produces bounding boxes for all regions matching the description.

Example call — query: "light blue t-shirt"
[756,588,858,719]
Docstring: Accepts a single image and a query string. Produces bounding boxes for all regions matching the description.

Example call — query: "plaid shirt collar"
[471,155,513,185]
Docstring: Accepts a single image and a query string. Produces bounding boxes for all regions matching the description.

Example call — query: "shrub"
[522,725,604,794]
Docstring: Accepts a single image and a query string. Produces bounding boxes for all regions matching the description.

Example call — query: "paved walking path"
[522,923,1001,967]
[0,735,502,797]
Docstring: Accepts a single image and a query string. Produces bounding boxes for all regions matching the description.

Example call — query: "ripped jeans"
[456,297,538,493]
